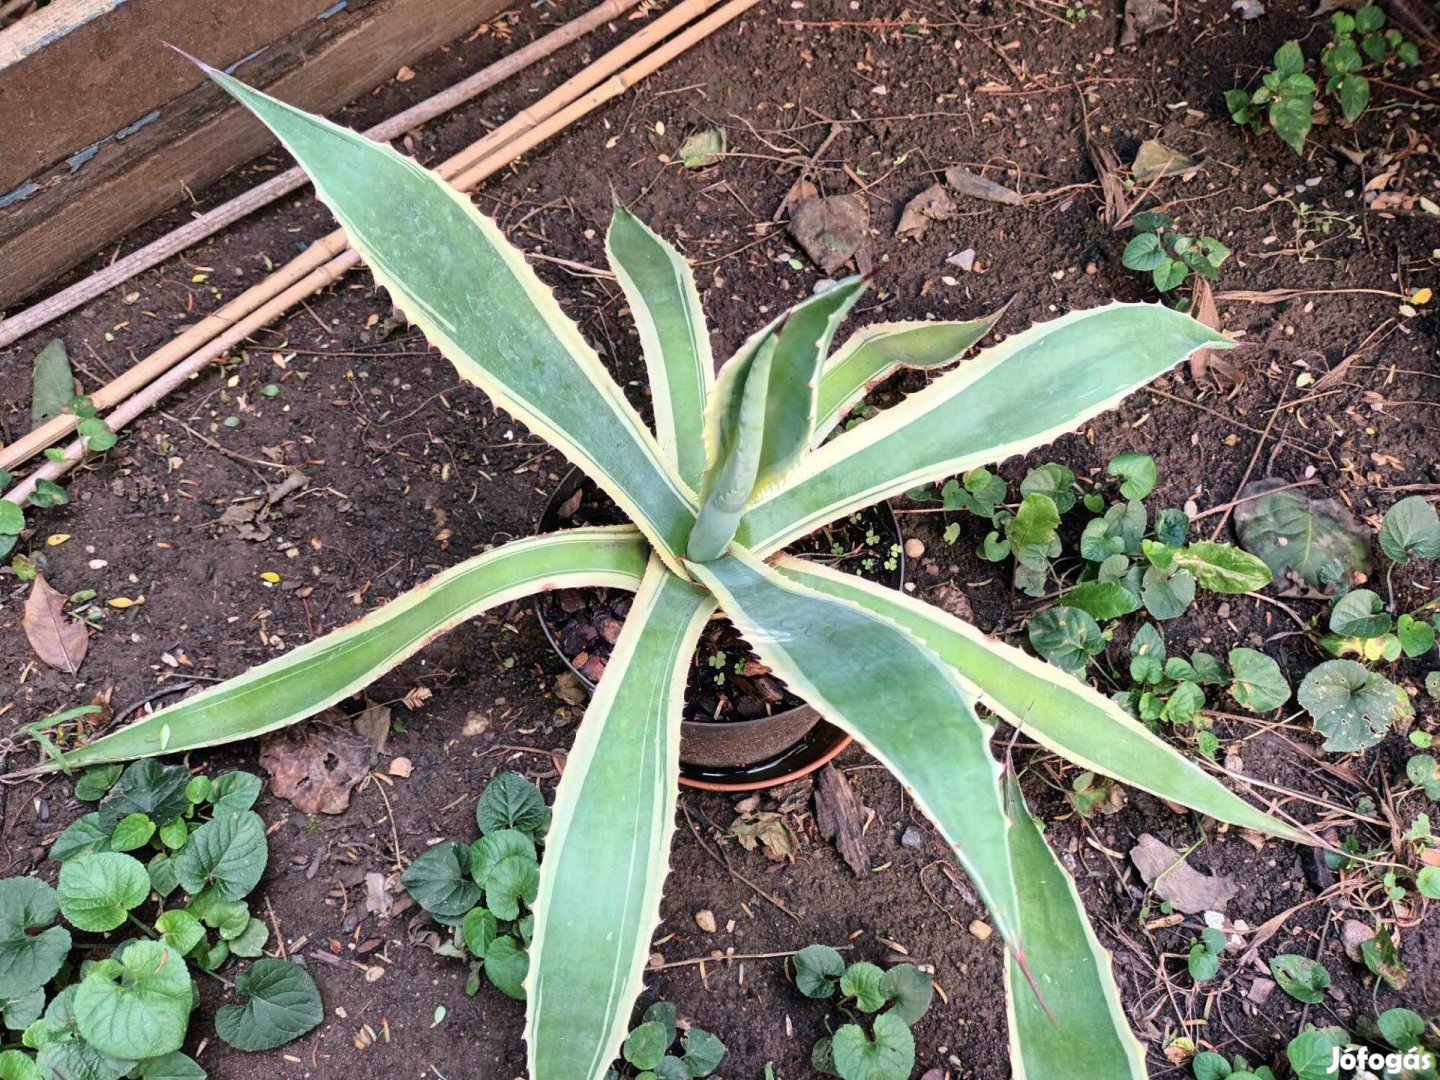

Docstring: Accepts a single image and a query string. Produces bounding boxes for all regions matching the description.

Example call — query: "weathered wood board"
[0,0,506,308]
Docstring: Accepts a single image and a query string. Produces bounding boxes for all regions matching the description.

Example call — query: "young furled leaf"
[476,772,549,839]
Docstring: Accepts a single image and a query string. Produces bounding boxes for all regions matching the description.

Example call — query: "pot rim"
[677,731,853,791]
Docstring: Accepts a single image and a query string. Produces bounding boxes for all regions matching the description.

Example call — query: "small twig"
[657,945,853,970]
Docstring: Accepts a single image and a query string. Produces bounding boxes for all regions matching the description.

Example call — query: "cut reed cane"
[0,0,726,477]
[3,0,758,508]
[0,0,643,353]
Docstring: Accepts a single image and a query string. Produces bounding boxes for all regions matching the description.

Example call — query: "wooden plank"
[0,0,504,308]
[0,0,329,192]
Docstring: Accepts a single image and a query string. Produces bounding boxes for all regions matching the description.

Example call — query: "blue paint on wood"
[223,45,270,75]
[0,181,39,208]
[316,0,347,18]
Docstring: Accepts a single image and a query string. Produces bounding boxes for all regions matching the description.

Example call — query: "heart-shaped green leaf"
[623,1020,669,1070]
[879,964,933,1025]
[229,918,269,959]
[400,842,480,920]
[1298,660,1412,752]
[0,879,70,1000]
[50,813,111,863]
[792,944,844,999]
[207,772,262,816]
[682,1028,726,1077]
[154,911,205,956]
[74,941,192,1060]
[173,812,266,902]
[215,959,322,1051]
[831,1013,914,1080]
[109,814,156,853]
[0,1049,42,1080]
[839,962,888,1012]
[1107,453,1156,500]
[1268,954,1330,1004]
[483,935,528,1000]
[98,761,191,831]
[57,853,150,932]
[476,772,549,839]
[1227,649,1290,713]
[462,908,498,959]
[1379,495,1440,563]
[1329,589,1391,639]
[73,765,123,803]
[1029,606,1105,673]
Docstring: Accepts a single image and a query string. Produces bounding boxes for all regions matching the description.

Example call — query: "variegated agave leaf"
[813,303,1008,441]
[202,65,698,576]
[739,302,1232,556]
[606,206,714,491]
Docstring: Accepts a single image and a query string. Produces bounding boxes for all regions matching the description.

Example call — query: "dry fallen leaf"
[24,574,87,674]
[1132,140,1202,182]
[895,183,955,240]
[1130,834,1238,913]
[260,713,377,814]
[388,757,414,778]
[788,196,867,275]
[944,167,1022,206]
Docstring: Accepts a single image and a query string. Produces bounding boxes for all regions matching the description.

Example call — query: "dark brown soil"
[536,471,903,724]
[2,1,1438,1078]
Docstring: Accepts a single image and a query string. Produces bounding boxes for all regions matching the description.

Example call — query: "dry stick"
[4,0,758,507]
[0,0,643,354]
[0,0,732,481]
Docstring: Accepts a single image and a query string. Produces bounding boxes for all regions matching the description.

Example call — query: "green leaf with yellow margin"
[526,559,715,1080]
[43,528,648,770]
[687,548,1023,950]
[772,556,1305,841]
[201,66,697,574]
[1003,776,1146,1079]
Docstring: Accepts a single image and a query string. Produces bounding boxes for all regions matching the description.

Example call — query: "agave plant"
[31,66,1310,1078]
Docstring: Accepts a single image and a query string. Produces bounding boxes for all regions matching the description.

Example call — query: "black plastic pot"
[536,468,906,790]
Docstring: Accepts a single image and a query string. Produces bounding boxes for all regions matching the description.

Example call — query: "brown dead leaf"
[1120,0,1174,45]
[352,697,392,752]
[1132,140,1202,182]
[729,810,796,862]
[1187,279,1239,387]
[788,196,867,275]
[895,183,956,240]
[944,167,1022,206]
[815,763,868,876]
[260,713,377,814]
[388,757,414,778]
[1130,834,1238,913]
[24,575,87,674]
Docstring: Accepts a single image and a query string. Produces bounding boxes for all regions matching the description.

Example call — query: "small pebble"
[903,538,925,559]
[968,920,992,940]
[695,910,717,933]
[901,826,923,851]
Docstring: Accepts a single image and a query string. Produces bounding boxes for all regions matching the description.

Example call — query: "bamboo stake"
[0,0,643,353]
[0,0,724,477]
[4,0,757,507]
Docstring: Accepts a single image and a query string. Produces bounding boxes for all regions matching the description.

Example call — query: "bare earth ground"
[1,0,1438,1077]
